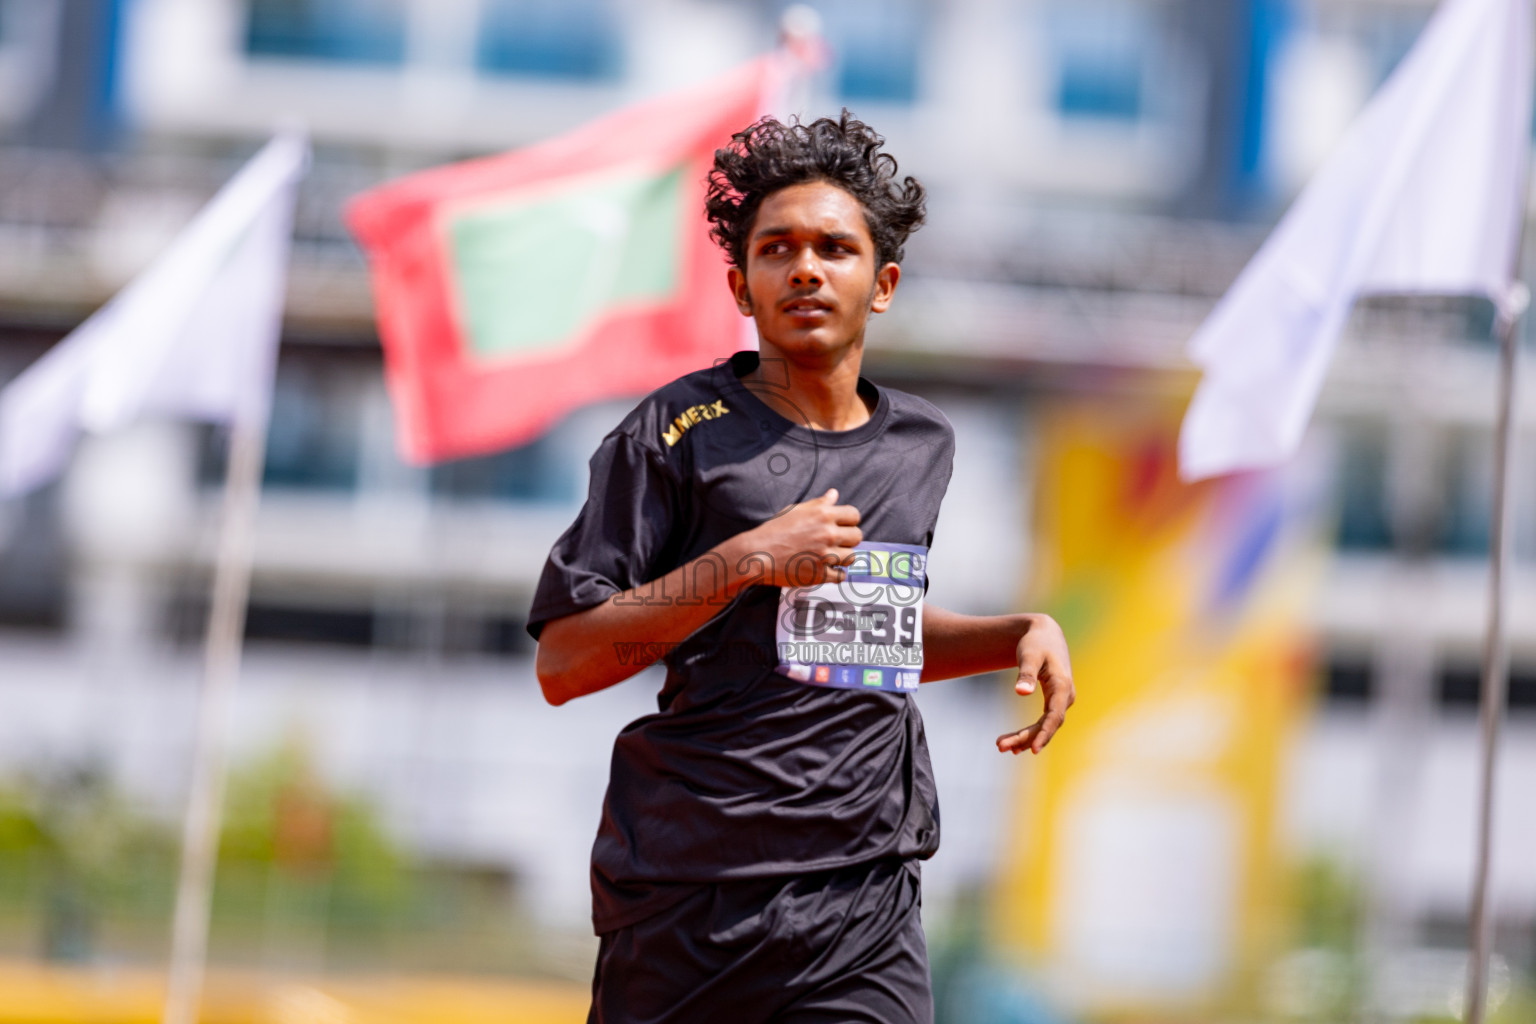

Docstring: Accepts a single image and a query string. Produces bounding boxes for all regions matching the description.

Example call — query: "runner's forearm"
[535,534,758,704]
[920,607,1037,682]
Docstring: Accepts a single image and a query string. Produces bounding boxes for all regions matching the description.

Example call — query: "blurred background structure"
[0,0,1534,1021]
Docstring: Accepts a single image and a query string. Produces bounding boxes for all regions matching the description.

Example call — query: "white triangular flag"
[1179,0,1531,482]
[0,132,310,498]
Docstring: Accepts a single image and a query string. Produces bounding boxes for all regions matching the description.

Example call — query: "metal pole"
[162,415,267,1024]
[1464,283,1527,1024]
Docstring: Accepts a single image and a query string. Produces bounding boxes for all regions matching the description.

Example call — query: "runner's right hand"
[736,488,862,588]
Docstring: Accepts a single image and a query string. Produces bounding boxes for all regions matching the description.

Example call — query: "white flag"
[0,132,310,498]
[1178,0,1531,482]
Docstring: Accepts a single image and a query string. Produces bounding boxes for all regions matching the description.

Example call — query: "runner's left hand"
[996,615,1074,755]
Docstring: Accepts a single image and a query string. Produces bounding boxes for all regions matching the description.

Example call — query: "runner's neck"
[741,347,873,431]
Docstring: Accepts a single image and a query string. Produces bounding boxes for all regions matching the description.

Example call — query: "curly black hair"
[705,110,926,270]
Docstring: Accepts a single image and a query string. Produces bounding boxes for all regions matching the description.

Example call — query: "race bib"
[774,543,926,694]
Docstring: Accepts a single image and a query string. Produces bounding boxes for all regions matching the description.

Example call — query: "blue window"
[0,486,66,631]
[262,364,362,491]
[192,366,356,494]
[1044,1,1152,122]
[245,0,407,65]
[1439,434,1492,558]
[428,437,576,504]
[196,362,362,492]
[477,0,620,80]
[1334,428,1391,552]
[801,0,925,105]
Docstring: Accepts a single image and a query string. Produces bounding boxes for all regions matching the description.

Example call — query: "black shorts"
[588,858,932,1024]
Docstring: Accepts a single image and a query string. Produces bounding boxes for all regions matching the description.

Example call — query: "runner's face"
[729,182,899,357]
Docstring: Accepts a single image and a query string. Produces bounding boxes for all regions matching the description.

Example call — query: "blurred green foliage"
[1273,854,1369,1022]
[0,735,538,974]
[1275,855,1536,1024]
[215,734,410,939]
[0,763,176,961]
[1292,853,1365,952]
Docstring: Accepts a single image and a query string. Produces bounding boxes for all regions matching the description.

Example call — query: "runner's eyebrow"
[751,225,861,244]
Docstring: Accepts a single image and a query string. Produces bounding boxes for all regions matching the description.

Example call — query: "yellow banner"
[995,404,1319,1016]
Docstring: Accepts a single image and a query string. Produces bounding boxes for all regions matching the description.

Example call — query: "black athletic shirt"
[527,350,956,933]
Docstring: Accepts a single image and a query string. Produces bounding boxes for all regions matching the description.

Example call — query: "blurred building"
[0,0,1534,1008]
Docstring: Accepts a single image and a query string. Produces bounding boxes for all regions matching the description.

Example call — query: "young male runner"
[527,113,1074,1024]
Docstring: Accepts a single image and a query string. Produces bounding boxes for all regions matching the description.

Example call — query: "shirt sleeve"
[525,432,679,641]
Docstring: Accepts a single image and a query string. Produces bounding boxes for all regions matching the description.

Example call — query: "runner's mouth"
[782,300,832,315]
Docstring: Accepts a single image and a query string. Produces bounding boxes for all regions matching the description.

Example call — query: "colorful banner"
[995,403,1320,1014]
[347,57,787,464]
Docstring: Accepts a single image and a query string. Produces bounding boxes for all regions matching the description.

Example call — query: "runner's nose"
[790,247,822,287]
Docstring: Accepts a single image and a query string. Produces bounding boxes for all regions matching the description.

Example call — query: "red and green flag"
[345,56,789,464]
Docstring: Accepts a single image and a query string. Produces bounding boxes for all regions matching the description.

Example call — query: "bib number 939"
[784,599,918,646]
[774,543,927,694]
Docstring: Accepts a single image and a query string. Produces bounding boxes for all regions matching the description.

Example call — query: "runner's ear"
[870,262,901,314]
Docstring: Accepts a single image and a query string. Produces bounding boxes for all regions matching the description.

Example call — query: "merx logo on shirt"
[661,400,729,447]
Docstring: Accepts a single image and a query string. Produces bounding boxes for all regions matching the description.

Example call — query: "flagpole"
[162,413,268,1024]
[1464,26,1533,1002]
